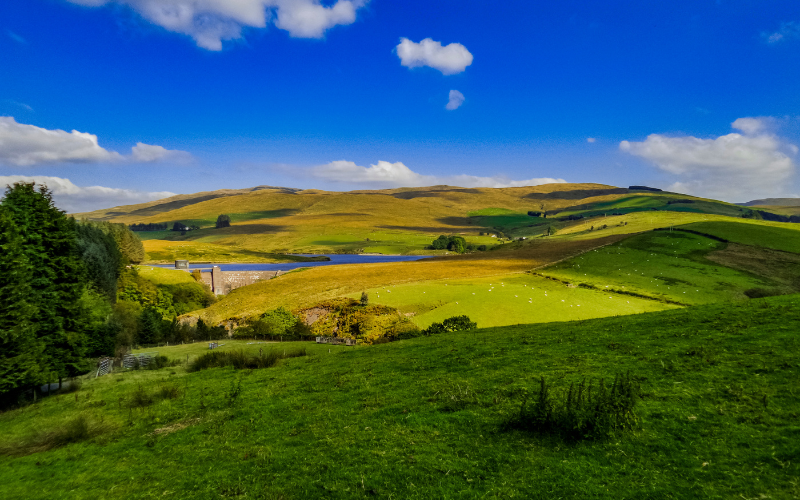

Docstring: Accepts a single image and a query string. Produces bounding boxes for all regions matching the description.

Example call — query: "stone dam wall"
[199,269,288,295]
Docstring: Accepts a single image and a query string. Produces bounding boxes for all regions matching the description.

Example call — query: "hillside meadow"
[0,295,797,499]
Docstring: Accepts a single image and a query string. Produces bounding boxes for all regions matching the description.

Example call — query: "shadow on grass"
[0,415,115,457]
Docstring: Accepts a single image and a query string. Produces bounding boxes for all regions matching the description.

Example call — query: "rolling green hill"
[1,295,797,499]
[74,183,779,262]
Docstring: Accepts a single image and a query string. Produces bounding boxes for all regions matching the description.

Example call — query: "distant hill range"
[740,198,800,207]
[72,183,799,262]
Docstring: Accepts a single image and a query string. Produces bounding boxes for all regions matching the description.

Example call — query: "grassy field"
[1,295,798,499]
[135,266,198,286]
[192,235,627,323]
[351,273,675,330]
[679,220,800,254]
[540,230,785,305]
[553,210,800,241]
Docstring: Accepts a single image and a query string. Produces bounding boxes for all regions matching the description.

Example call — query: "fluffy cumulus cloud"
[763,21,800,44]
[0,117,190,166]
[0,175,175,213]
[445,90,465,111]
[620,117,797,201]
[66,0,368,50]
[396,38,473,75]
[311,160,565,189]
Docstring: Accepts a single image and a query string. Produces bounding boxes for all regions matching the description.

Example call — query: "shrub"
[508,372,640,440]
[129,384,154,408]
[188,348,306,372]
[421,315,477,336]
[146,355,177,370]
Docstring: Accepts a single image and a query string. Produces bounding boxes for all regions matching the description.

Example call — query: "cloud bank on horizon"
[311,160,566,189]
[620,117,797,202]
[0,117,191,166]
[0,174,175,213]
[65,0,368,50]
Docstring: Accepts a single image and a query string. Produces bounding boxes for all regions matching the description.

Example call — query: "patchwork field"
[74,183,773,261]
[1,295,798,499]
[541,230,782,305]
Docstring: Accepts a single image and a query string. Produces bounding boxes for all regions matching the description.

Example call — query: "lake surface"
[151,254,430,272]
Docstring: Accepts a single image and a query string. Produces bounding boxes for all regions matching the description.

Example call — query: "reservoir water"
[151,254,430,272]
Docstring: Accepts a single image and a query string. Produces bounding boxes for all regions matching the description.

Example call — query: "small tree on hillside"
[216,214,231,228]
[360,291,369,306]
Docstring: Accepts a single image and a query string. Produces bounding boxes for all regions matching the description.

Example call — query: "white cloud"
[731,117,768,135]
[620,117,797,201]
[131,142,192,162]
[445,90,465,111]
[396,38,473,75]
[66,0,368,50]
[0,175,175,213]
[0,116,191,166]
[311,160,566,189]
[586,137,596,143]
[763,21,800,44]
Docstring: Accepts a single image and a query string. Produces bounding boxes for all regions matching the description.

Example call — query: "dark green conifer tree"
[0,208,46,403]
[1,183,89,383]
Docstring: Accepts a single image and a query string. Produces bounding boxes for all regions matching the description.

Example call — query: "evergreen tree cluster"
[128,222,168,232]
[0,183,150,405]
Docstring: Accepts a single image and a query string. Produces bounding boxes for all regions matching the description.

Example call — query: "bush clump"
[188,348,306,372]
[429,235,468,253]
[422,315,477,336]
[508,372,640,440]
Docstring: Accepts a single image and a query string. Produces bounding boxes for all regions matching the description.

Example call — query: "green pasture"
[355,274,675,329]
[135,266,197,286]
[542,230,773,305]
[133,340,345,362]
[467,209,546,236]
[1,296,798,498]
[133,229,173,241]
[557,195,745,219]
[679,220,800,254]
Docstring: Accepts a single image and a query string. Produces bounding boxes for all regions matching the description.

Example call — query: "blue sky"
[1,0,799,211]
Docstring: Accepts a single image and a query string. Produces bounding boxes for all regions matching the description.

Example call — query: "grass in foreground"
[0,295,798,498]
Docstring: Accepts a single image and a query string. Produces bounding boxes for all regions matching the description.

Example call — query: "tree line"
[0,183,219,406]
[128,222,168,231]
